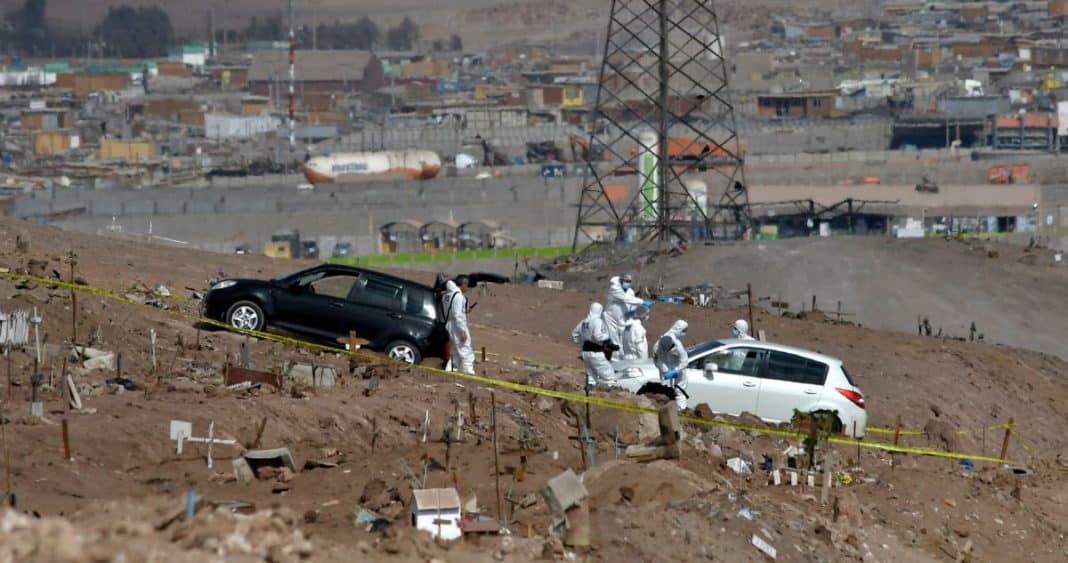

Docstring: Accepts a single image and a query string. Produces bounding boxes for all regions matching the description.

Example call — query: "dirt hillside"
[0,218,1066,562]
[555,237,1068,360]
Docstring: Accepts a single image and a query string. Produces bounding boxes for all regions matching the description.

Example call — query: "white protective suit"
[572,303,615,387]
[732,319,756,341]
[604,276,644,346]
[653,320,690,410]
[621,317,648,360]
[442,280,475,374]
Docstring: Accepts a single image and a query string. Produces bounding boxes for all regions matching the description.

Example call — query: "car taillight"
[836,388,865,409]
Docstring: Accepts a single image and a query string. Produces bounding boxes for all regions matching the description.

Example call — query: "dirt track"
[0,218,1067,562]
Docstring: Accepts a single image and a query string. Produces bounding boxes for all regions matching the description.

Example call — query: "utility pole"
[288,0,296,167]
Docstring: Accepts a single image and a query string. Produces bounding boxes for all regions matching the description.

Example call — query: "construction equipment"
[525,141,563,164]
[477,136,509,166]
[264,229,301,259]
[569,134,604,163]
[915,176,939,193]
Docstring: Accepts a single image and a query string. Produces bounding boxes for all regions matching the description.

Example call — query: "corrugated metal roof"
[411,488,461,510]
[248,50,374,83]
[937,96,1011,118]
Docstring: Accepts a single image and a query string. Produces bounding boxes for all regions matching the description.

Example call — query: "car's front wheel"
[226,301,266,332]
[385,340,421,364]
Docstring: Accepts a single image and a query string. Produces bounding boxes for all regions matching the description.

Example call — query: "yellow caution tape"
[0,271,1023,466]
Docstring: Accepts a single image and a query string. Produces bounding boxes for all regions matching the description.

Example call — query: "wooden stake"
[61,419,71,461]
[854,421,860,468]
[491,392,503,524]
[68,250,78,346]
[251,417,267,449]
[481,347,486,363]
[1,399,10,505]
[892,415,902,470]
[5,345,11,401]
[371,417,378,453]
[747,283,755,335]
[1000,418,1014,461]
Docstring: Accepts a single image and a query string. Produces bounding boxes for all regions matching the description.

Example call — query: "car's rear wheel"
[226,301,265,332]
[386,340,421,364]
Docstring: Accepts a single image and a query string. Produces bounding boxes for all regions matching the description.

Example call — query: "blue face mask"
[621,282,631,290]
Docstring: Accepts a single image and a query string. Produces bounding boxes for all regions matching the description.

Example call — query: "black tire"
[225,300,266,332]
[385,340,422,364]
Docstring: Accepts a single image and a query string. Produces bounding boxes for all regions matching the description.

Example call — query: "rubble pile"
[0,503,313,563]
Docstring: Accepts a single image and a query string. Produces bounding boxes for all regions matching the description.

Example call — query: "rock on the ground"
[833,490,863,528]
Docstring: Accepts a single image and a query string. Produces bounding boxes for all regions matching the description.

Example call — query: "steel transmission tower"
[573,0,750,248]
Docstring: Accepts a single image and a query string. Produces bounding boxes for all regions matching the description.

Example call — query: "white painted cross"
[170,420,238,469]
[31,308,42,365]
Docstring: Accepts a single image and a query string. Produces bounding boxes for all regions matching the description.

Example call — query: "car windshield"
[275,266,325,284]
[687,340,725,356]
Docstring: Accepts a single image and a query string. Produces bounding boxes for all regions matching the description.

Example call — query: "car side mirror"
[288,281,302,293]
[704,363,718,377]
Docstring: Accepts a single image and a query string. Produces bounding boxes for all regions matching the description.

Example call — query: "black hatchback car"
[202,264,447,363]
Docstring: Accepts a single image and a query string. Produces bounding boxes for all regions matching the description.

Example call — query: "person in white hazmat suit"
[442,280,475,374]
[572,303,617,387]
[621,306,649,360]
[653,320,690,410]
[731,319,756,340]
[605,273,647,346]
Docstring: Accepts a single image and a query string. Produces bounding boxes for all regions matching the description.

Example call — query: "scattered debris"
[284,363,337,388]
[542,468,590,547]
[224,365,280,388]
[625,404,682,461]
[727,457,753,475]
[244,447,298,476]
[751,533,777,559]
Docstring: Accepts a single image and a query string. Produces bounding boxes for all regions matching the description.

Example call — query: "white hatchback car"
[609,339,868,438]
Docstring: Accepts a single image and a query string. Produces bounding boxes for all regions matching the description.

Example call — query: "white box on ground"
[409,488,462,540]
[537,280,564,290]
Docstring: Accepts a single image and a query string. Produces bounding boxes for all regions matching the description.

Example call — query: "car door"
[346,274,406,349]
[756,351,829,423]
[272,270,361,338]
[692,347,767,416]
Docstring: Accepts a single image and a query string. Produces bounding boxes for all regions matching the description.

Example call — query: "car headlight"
[213,280,237,290]
[617,367,644,380]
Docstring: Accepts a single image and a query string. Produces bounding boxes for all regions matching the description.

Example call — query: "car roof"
[691,338,843,365]
[287,263,434,291]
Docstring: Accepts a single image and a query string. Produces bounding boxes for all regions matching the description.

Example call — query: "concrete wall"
[19,176,582,253]
[18,148,1068,255]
